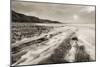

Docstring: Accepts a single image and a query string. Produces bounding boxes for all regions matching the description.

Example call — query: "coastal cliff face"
[12,10,60,23]
[11,11,95,66]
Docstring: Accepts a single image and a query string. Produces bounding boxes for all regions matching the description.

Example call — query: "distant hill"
[12,10,61,23]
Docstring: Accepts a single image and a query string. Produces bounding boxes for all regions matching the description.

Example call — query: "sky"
[11,0,95,24]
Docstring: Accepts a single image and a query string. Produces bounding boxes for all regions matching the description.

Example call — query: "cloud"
[12,1,95,24]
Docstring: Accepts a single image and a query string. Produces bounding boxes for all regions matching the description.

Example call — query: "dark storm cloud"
[11,1,95,24]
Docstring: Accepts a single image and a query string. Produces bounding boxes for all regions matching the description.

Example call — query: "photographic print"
[11,0,96,66]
